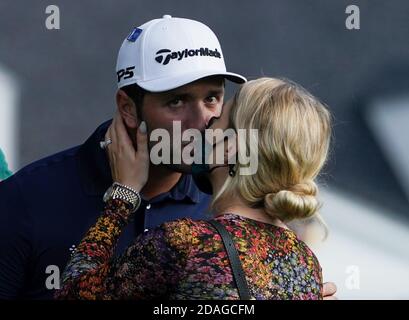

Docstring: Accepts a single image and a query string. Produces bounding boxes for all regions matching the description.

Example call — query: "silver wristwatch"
[103,182,142,213]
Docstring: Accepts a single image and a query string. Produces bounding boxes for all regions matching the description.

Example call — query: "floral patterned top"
[55,199,322,300]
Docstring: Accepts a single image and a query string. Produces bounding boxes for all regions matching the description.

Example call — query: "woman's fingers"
[105,125,113,155]
[104,114,149,191]
[136,121,148,156]
[323,282,338,300]
[114,113,135,150]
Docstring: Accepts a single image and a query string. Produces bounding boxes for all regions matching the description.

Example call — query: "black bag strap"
[208,219,252,300]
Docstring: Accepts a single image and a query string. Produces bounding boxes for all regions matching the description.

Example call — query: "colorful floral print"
[56,199,322,300]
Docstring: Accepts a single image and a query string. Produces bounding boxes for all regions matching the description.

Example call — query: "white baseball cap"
[116,15,246,92]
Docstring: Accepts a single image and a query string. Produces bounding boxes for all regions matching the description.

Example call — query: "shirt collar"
[165,173,202,204]
[77,120,203,204]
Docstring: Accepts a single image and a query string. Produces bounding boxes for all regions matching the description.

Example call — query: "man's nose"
[185,102,219,131]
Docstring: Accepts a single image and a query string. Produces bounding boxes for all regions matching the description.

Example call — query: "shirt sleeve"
[55,199,190,300]
[0,177,33,300]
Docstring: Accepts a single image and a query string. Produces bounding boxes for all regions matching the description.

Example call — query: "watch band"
[103,182,142,213]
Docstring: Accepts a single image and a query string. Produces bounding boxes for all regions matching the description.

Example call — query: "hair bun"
[264,182,320,221]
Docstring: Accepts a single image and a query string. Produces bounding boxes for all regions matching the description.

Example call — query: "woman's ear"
[116,90,139,129]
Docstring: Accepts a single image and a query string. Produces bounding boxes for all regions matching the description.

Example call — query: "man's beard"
[147,139,199,174]
[163,163,193,174]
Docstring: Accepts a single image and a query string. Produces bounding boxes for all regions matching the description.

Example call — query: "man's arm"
[0,177,32,299]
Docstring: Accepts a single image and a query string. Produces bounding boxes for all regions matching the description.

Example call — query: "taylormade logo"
[155,48,222,65]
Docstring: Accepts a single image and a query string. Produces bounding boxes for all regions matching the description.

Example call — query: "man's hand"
[323,282,338,300]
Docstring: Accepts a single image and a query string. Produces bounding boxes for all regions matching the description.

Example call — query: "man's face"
[141,76,225,170]
[143,76,224,133]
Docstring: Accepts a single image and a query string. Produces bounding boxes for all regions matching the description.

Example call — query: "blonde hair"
[211,77,332,224]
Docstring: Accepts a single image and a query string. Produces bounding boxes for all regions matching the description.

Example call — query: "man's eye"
[205,96,218,104]
[168,99,184,108]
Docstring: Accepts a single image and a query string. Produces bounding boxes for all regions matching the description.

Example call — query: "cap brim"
[136,70,246,92]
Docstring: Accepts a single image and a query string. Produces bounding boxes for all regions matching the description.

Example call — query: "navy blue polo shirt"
[0,120,212,300]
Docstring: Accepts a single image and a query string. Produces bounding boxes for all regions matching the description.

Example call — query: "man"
[0,15,336,299]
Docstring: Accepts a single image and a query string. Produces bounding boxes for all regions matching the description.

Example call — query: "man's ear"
[116,89,138,129]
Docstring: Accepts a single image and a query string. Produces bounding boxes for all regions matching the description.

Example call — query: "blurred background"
[0,0,408,299]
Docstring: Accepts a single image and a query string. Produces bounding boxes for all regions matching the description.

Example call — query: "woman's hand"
[323,282,338,300]
[105,113,149,192]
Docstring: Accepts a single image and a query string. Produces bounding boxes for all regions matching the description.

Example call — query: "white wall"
[311,187,409,299]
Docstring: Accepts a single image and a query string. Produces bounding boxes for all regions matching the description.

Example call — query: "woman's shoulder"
[280,232,323,286]
[161,217,210,233]
[159,218,213,254]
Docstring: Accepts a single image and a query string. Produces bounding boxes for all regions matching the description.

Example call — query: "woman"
[56,77,332,300]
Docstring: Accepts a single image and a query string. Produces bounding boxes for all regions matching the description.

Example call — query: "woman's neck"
[209,166,288,229]
[215,197,289,230]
